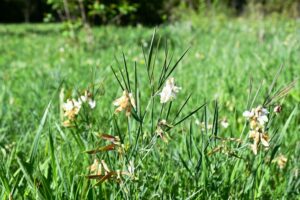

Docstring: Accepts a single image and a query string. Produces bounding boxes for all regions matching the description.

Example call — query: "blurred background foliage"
[0,0,299,25]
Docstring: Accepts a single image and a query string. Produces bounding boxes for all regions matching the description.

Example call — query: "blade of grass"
[114,55,129,91]
[173,103,206,127]
[211,100,219,145]
[166,101,173,121]
[29,100,52,164]
[111,66,125,91]
[172,93,192,123]
[158,39,169,87]
[48,130,57,187]
[150,35,161,83]
[160,47,190,87]
[122,52,131,92]
[147,28,157,73]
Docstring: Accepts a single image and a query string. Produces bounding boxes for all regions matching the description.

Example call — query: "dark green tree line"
[0,0,299,24]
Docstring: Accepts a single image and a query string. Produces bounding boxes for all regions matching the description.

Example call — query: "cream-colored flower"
[160,77,181,103]
[250,143,258,155]
[260,133,269,147]
[80,90,96,109]
[248,130,269,155]
[113,91,136,116]
[242,110,254,118]
[89,100,96,109]
[243,105,269,126]
[249,130,260,144]
[258,107,268,123]
[101,160,110,174]
[220,118,229,129]
[257,114,268,127]
[90,159,102,175]
[62,120,72,127]
[274,154,288,169]
[89,159,111,176]
[62,99,82,120]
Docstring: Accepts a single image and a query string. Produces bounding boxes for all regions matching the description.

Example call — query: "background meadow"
[0,16,300,199]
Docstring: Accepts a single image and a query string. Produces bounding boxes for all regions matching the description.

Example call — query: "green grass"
[0,18,300,199]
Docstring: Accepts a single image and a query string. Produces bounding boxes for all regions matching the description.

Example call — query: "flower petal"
[243,111,253,118]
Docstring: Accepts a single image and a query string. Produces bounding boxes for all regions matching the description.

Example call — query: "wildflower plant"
[83,30,206,187]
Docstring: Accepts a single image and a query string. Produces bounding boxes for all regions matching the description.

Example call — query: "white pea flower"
[63,99,76,112]
[257,114,268,126]
[160,77,181,104]
[88,100,96,109]
[243,106,269,127]
[220,118,229,129]
[62,99,82,120]
[79,90,96,109]
[242,110,254,118]
[256,107,269,126]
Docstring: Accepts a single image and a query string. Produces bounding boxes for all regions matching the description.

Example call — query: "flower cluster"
[243,105,269,155]
[62,90,96,127]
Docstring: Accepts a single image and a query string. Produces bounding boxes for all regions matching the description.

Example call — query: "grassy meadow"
[0,18,300,199]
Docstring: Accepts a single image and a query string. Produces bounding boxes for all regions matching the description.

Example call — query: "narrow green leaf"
[30,101,52,164]
[172,93,192,123]
[174,103,206,127]
[122,52,131,92]
[111,66,125,90]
